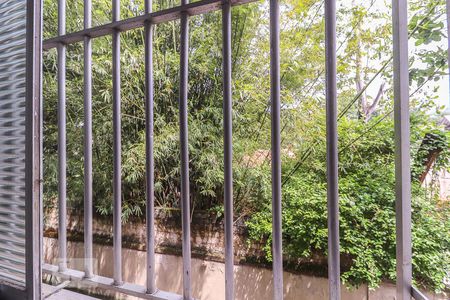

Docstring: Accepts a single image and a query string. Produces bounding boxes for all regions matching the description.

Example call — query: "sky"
[439,75,449,111]
[341,0,449,114]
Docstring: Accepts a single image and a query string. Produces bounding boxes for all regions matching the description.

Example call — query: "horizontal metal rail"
[43,0,256,50]
[411,286,428,300]
[43,264,184,300]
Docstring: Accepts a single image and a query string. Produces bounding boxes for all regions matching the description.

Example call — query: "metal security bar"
[324,0,340,299]
[447,0,450,110]
[179,1,192,298]
[222,1,234,299]
[57,0,67,273]
[42,0,257,50]
[112,0,123,287]
[43,0,259,299]
[269,0,283,299]
[392,0,412,299]
[40,0,434,299]
[144,0,156,294]
[83,0,93,280]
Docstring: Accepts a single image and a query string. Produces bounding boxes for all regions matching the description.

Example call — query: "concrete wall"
[423,168,450,201]
[43,238,447,300]
[44,208,266,263]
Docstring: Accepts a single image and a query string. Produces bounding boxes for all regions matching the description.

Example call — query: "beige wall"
[422,168,450,201]
[43,238,447,300]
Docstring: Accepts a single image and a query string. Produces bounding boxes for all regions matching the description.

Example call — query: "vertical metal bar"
[325,0,340,299]
[112,0,123,286]
[392,0,412,299]
[447,0,450,111]
[25,0,43,297]
[57,0,67,273]
[83,0,93,279]
[144,0,156,294]
[180,1,192,298]
[222,1,234,299]
[270,0,283,299]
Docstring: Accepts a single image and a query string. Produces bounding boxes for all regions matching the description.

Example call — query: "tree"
[42,0,450,291]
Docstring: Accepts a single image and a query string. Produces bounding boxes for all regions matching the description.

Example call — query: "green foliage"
[43,0,269,219]
[42,0,449,291]
[248,115,450,291]
[409,0,448,100]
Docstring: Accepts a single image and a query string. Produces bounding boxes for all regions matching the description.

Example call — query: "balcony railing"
[40,0,434,299]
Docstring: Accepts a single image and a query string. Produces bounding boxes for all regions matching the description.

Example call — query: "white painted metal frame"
[38,0,439,299]
[0,0,43,299]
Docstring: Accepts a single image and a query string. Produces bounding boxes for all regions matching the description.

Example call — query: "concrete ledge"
[43,264,183,300]
[44,284,100,300]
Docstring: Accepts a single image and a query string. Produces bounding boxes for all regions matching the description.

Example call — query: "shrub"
[248,116,450,291]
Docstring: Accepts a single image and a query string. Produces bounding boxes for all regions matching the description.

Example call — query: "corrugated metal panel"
[0,0,27,287]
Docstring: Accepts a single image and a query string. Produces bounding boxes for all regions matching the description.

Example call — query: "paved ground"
[44,284,100,300]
